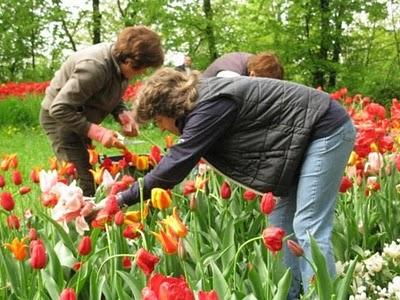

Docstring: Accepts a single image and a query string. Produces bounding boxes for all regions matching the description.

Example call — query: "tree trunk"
[312,0,330,88]
[329,3,345,88]
[92,0,101,44]
[202,0,218,61]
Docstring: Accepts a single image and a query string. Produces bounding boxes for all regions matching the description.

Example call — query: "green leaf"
[211,261,230,300]
[54,240,75,268]
[335,257,358,300]
[309,235,333,300]
[221,219,236,270]
[38,212,77,257]
[41,269,61,300]
[0,248,22,298]
[116,271,142,299]
[272,268,292,300]
[89,272,105,300]
[45,241,64,288]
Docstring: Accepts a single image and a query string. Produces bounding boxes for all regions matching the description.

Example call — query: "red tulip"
[122,256,132,269]
[114,211,124,226]
[123,223,143,239]
[286,240,304,257]
[30,240,47,269]
[220,181,231,199]
[78,236,92,256]
[12,170,22,185]
[19,186,31,195]
[136,248,160,276]
[199,290,219,300]
[72,262,82,271]
[260,192,276,215]
[7,215,20,230]
[243,190,257,201]
[30,168,40,184]
[262,226,285,254]
[142,273,194,300]
[0,175,5,188]
[28,228,38,240]
[339,176,353,193]
[1,191,15,211]
[60,288,77,300]
[150,145,162,164]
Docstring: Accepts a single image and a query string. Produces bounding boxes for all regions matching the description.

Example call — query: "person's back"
[202,52,252,78]
[202,51,283,79]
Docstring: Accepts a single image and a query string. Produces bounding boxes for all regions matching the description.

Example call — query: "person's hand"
[87,124,124,149]
[118,111,139,137]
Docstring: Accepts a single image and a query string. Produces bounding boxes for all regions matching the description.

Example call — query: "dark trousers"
[40,108,95,196]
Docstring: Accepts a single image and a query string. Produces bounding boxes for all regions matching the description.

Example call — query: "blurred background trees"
[0,0,399,102]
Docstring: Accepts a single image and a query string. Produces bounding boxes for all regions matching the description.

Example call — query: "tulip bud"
[114,211,125,226]
[30,168,40,184]
[243,190,257,201]
[30,240,47,269]
[72,262,82,271]
[60,288,77,300]
[286,240,304,257]
[339,176,353,193]
[262,226,285,254]
[12,170,22,185]
[1,191,15,211]
[78,236,92,256]
[220,181,231,199]
[0,175,5,188]
[122,256,132,269]
[260,192,276,215]
[28,228,38,240]
[7,215,20,230]
[19,186,31,195]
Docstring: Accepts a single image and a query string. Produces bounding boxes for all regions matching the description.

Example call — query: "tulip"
[183,180,196,196]
[114,211,125,226]
[30,168,40,183]
[150,145,162,164]
[286,240,304,257]
[151,188,172,209]
[243,190,257,201]
[136,248,160,276]
[199,290,219,300]
[104,195,120,215]
[87,148,99,165]
[339,176,353,193]
[142,273,194,300]
[260,192,276,214]
[0,175,5,188]
[8,154,18,169]
[122,256,132,269]
[30,240,47,269]
[72,261,82,271]
[262,226,285,254]
[12,170,22,185]
[78,236,92,256]
[220,181,231,199]
[136,155,149,171]
[0,156,10,171]
[19,186,31,195]
[7,215,20,230]
[123,223,143,239]
[164,135,174,148]
[124,205,149,224]
[28,228,38,240]
[49,157,58,170]
[153,229,179,255]
[60,288,77,300]
[1,191,15,211]
[161,207,188,238]
[4,238,27,261]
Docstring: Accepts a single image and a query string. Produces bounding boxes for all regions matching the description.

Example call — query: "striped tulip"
[152,229,179,255]
[151,188,172,210]
[161,207,188,238]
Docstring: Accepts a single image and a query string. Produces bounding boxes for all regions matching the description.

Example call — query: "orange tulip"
[87,148,99,165]
[30,168,40,184]
[136,155,149,171]
[152,229,179,255]
[125,204,149,224]
[164,135,174,148]
[89,167,104,185]
[49,157,58,170]
[151,188,171,210]
[8,154,18,169]
[161,207,188,238]
[4,238,27,261]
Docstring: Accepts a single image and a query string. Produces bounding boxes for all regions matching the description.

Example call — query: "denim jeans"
[268,119,356,299]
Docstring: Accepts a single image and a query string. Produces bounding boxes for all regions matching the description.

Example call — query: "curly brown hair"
[247,52,284,79]
[134,68,200,124]
[113,26,164,69]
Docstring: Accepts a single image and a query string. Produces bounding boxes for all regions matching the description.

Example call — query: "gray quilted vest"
[198,76,331,196]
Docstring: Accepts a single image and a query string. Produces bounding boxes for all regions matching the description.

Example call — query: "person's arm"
[48,60,107,135]
[117,99,238,207]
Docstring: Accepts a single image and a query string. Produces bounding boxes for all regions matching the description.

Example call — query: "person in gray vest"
[101,68,355,298]
[40,26,164,197]
[202,51,284,79]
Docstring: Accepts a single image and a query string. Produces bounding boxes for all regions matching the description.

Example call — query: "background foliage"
[0,0,399,101]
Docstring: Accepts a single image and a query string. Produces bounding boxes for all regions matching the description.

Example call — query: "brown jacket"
[41,43,128,135]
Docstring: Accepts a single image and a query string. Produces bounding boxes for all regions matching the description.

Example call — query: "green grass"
[0,95,169,173]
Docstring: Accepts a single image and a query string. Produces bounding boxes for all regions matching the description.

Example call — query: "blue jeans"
[268,120,356,299]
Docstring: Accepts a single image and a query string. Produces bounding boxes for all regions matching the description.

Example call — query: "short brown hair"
[134,68,200,124]
[247,52,284,79]
[113,26,164,69]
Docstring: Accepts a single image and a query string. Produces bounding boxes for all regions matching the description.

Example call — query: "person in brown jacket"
[40,26,164,196]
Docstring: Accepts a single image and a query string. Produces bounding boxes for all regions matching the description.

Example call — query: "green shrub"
[0,95,42,128]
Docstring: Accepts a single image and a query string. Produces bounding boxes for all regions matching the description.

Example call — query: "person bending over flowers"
[99,67,356,299]
[40,26,164,196]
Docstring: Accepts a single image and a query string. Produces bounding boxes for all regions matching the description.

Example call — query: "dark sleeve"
[118,99,238,206]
